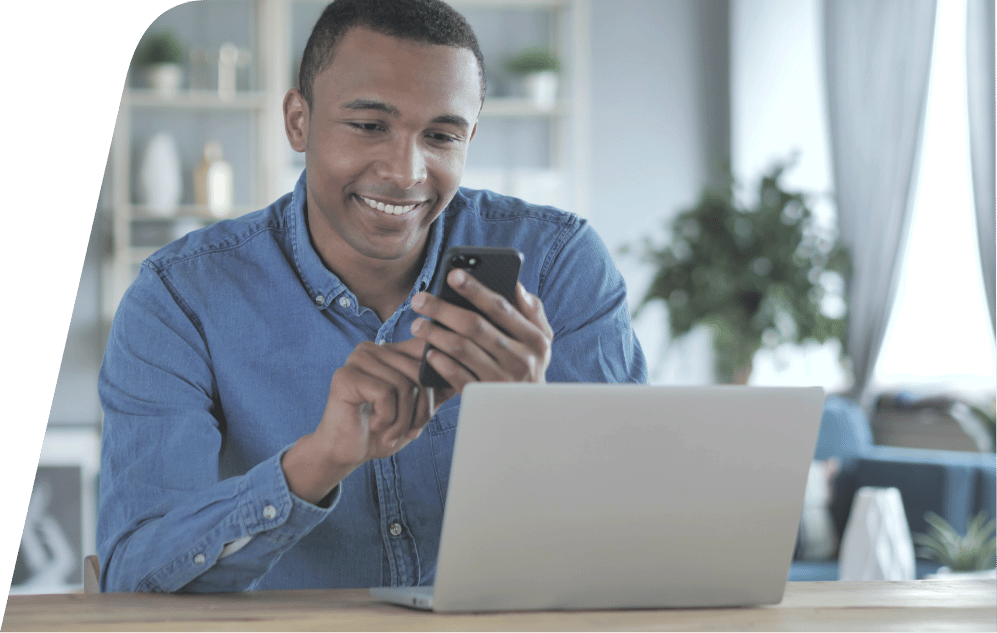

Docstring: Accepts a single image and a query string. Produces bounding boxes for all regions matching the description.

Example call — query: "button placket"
[372,458,419,585]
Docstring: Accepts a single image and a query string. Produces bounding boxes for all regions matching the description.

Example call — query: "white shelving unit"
[449,0,590,217]
[102,0,590,319]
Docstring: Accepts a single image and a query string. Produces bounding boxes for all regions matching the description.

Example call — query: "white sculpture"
[838,486,916,581]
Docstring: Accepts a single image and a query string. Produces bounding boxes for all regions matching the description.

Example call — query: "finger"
[378,339,458,411]
[411,289,528,368]
[421,346,486,393]
[445,268,524,335]
[386,336,429,359]
[378,384,421,450]
[345,343,421,434]
[411,304,543,384]
[515,282,554,339]
[403,386,434,442]
[433,270,549,355]
[410,316,509,381]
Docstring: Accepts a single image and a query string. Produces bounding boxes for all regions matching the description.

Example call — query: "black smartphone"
[418,246,524,390]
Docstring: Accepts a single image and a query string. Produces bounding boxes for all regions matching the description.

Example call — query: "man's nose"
[375,135,427,190]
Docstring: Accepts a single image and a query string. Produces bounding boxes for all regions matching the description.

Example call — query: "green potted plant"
[914,511,996,574]
[625,158,851,383]
[133,30,186,96]
[505,47,560,110]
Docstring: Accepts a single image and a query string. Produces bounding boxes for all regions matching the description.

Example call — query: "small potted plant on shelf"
[624,157,851,384]
[915,511,997,577]
[133,30,186,96]
[505,47,560,110]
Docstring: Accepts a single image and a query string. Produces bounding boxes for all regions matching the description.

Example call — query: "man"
[97,0,645,593]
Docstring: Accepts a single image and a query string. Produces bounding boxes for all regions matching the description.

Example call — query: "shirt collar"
[285,169,448,310]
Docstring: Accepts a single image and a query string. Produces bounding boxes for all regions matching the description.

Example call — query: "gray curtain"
[823,0,937,401]
[967,0,996,332]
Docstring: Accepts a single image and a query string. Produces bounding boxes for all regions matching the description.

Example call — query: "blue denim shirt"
[97,171,646,593]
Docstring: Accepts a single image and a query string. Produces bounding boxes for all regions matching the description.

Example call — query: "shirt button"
[314,295,325,306]
[339,296,352,308]
[193,554,206,565]
[389,522,403,537]
[377,338,386,346]
[263,504,277,520]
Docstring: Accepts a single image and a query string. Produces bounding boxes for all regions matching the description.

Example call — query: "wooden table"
[3,579,994,631]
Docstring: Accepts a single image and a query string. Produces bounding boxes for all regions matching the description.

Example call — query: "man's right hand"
[280,338,452,505]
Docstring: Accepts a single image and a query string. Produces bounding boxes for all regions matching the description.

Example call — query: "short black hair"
[298,0,487,107]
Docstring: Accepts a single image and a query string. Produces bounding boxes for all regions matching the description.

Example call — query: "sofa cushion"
[814,396,873,460]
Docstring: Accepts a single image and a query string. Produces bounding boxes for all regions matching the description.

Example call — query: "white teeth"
[360,196,417,215]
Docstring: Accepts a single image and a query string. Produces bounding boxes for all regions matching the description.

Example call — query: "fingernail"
[411,292,425,308]
[410,318,423,334]
[451,269,466,285]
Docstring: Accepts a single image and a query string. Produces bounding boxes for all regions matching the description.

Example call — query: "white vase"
[144,63,183,97]
[523,71,558,110]
[138,132,183,217]
[838,487,916,581]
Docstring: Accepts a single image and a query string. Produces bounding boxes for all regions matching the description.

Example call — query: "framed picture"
[10,427,100,594]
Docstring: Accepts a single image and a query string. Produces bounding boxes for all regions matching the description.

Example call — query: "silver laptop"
[370,383,825,612]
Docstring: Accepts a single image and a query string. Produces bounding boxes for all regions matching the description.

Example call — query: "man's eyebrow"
[340,99,471,130]
[341,99,401,117]
[431,114,472,130]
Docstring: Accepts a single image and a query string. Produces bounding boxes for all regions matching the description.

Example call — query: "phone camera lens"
[451,254,479,269]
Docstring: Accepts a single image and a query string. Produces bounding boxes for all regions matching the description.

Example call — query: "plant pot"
[522,71,558,110]
[144,63,183,96]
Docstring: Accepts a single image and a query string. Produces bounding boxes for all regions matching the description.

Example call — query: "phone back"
[419,246,523,389]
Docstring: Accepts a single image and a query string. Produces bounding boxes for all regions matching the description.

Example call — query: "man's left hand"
[409,268,553,392]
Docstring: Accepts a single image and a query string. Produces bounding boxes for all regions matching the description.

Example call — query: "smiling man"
[97,0,646,593]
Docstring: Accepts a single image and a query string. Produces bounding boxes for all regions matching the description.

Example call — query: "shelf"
[480,98,569,118]
[124,89,268,110]
[128,204,257,222]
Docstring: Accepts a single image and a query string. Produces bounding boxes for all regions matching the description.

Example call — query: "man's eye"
[428,133,458,144]
[349,122,383,132]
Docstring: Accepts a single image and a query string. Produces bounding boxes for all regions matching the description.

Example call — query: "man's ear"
[284,88,309,153]
[468,121,477,143]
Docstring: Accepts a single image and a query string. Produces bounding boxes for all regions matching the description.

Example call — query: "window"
[871,0,996,395]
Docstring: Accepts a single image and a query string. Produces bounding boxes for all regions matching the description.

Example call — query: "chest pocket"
[427,400,460,502]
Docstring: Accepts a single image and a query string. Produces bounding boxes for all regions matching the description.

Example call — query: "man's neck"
[336,255,422,322]
[305,205,426,322]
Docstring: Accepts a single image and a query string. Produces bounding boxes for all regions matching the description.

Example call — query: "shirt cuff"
[236,445,342,543]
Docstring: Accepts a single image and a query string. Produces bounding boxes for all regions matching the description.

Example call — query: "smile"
[358,195,421,216]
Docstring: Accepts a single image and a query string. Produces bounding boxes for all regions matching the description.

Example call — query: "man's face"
[290,27,481,265]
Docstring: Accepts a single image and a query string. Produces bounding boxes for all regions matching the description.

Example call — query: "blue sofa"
[788,396,996,581]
